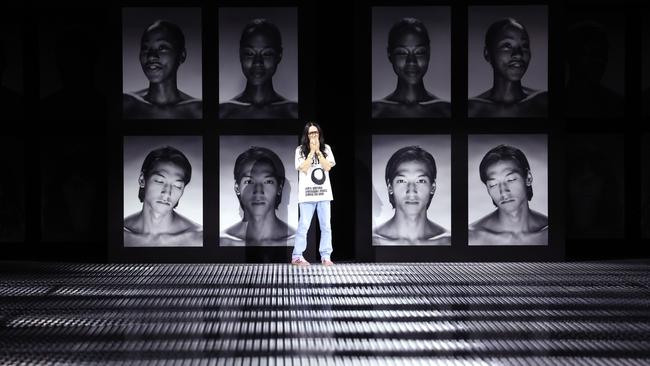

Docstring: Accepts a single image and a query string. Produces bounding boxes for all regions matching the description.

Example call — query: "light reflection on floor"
[0,261,649,365]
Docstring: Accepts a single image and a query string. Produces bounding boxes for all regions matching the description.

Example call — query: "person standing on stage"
[292,122,336,266]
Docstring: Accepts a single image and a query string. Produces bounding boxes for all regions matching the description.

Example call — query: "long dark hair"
[300,121,327,159]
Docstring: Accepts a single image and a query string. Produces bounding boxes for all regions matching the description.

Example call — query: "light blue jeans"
[292,201,333,261]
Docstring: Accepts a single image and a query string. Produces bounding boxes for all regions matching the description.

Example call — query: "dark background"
[1,0,648,263]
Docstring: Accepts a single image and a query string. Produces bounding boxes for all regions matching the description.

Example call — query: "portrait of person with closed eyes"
[123,19,202,119]
[468,144,548,246]
[373,146,450,245]
[372,17,451,119]
[220,146,295,246]
[219,18,298,119]
[124,146,202,247]
[468,17,548,118]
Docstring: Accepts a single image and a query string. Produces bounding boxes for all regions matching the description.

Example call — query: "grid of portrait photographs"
[101,1,650,263]
[110,4,306,262]
[351,3,562,263]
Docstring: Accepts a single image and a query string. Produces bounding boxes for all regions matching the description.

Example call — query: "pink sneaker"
[321,259,334,266]
[291,256,310,266]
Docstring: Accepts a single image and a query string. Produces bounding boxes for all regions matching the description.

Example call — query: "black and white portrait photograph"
[468,6,548,118]
[122,7,202,119]
[566,134,624,239]
[38,9,107,121]
[123,136,203,247]
[565,8,625,118]
[218,7,298,119]
[219,135,298,246]
[468,134,548,246]
[643,134,650,238]
[41,137,105,242]
[0,137,24,242]
[371,7,451,119]
[0,10,23,120]
[372,135,451,246]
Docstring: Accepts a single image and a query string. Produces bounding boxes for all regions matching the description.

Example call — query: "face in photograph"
[468,13,548,118]
[124,146,202,247]
[373,145,450,245]
[220,146,295,246]
[219,18,298,119]
[372,16,451,118]
[469,144,548,245]
[123,17,202,119]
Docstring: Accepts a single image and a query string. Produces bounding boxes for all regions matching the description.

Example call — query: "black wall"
[2,0,648,262]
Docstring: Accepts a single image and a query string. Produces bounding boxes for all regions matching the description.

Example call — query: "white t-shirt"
[295,144,336,203]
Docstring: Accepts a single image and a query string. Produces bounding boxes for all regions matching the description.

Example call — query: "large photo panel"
[467,5,548,118]
[372,135,451,246]
[219,135,299,246]
[218,7,298,119]
[371,6,451,119]
[123,136,203,247]
[468,134,548,246]
[122,7,203,119]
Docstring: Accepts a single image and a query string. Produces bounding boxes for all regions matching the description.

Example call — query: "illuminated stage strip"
[0,261,649,364]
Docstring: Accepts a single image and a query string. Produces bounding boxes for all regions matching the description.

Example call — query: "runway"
[1,261,649,365]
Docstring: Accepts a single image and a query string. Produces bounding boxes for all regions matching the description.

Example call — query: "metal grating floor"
[0,261,649,365]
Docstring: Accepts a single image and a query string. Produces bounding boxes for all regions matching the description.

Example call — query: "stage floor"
[1,261,649,365]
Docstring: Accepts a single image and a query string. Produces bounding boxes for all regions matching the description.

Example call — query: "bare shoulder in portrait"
[123,20,202,119]
[468,18,547,118]
[373,146,450,245]
[219,19,298,119]
[373,18,450,119]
